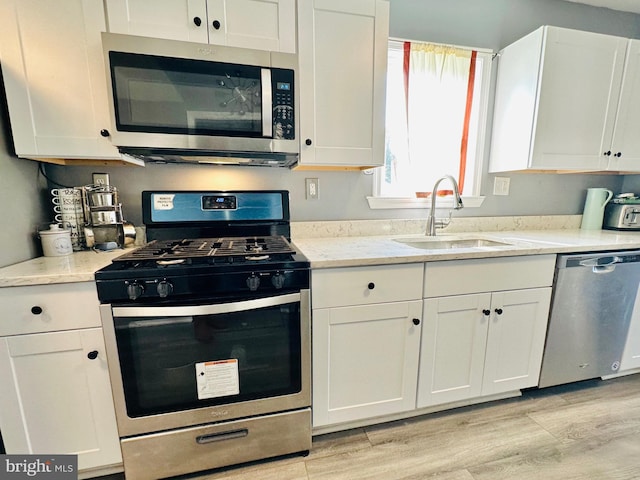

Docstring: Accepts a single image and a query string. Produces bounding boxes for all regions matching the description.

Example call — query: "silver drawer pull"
[196,429,248,444]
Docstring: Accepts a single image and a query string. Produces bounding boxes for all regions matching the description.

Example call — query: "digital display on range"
[202,195,237,210]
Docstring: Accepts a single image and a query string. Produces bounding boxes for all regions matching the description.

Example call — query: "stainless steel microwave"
[101,33,299,167]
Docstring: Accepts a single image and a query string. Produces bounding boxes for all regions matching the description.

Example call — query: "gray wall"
[5,0,640,257]
[391,0,640,50]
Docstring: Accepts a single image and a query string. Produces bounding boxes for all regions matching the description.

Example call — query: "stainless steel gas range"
[95,191,311,480]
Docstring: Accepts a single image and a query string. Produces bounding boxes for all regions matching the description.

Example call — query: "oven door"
[100,291,310,437]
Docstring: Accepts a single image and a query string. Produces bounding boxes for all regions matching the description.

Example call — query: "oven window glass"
[110,52,263,137]
[113,300,302,417]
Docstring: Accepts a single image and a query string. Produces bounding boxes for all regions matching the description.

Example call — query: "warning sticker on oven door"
[196,359,240,400]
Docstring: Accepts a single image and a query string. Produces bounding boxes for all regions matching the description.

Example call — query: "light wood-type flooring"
[109,373,640,480]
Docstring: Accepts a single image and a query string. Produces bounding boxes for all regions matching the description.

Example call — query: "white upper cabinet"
[489,26,640,173]
[105,0,209,43]
[296,0,389,169]
[0,0,132,164]
[608,39,640,171]
[105,0,296,53]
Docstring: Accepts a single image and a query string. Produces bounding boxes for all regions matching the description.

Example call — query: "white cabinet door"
[297,0,388,168]
[105,0,295,52]
[490,26,627,172]
[608,39,640,172]
[0,328,122,471]
[105,0,209,43]
[0,0,121,161]
[418,287,552,408]
[206,0,295,52]
[532,27,626,171]
[417,293,490,408]
[482,288,552,396]
[312,300,422,427]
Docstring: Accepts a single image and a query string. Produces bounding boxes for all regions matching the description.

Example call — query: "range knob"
[271,272,286,289]
[157,280,174,298]
[246,274,261,291]
[126,282,144,300]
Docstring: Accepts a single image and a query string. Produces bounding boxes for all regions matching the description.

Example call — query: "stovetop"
[95,190,310,304]
[95,235,309,304]
[112,236,297,266]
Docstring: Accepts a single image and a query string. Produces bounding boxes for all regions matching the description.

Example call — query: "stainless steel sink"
[394,238,513,250]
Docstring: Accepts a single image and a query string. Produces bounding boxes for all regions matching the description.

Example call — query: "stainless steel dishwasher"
[538,251,640,388]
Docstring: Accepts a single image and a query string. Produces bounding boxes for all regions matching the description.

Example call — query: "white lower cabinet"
[419,293,489,405]
[0,284,122,474]
[311,264,424,428]
[482,288,552,395]
[417,255,555,409]
[311,256,556,431]
[313,301,422,427]
[418,288,552,407]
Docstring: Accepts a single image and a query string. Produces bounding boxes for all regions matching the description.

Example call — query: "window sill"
[366,196,485,210]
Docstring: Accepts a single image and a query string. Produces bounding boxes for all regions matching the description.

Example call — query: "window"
[370,39,492,207]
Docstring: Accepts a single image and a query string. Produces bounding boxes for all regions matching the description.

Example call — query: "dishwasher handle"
[591,265,616,274]
[576,255,623,274]
[578,256,623,268]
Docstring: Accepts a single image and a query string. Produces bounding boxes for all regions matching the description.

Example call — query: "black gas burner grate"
[113,236,296,264]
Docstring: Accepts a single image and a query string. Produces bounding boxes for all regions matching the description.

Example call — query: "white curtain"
[407,43,471,195]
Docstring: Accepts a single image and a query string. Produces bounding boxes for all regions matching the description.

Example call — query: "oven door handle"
[111,292,301,318]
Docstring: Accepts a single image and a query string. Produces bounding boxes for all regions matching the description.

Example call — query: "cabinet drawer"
[424,255,556,298]
[312,264,424,308]
[0,282,101,336]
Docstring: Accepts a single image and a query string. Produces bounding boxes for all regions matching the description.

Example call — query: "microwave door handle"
[261,68,273,138]
[111,292,300,318]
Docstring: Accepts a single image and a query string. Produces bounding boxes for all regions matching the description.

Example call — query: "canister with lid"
[38,224,73,257]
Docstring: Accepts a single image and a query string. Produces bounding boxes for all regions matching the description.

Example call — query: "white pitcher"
[580,188,613,230]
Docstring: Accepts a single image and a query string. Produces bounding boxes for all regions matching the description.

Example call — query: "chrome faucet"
[426,175,464,236]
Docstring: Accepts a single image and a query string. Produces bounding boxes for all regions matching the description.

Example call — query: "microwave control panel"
[272,69,295,140]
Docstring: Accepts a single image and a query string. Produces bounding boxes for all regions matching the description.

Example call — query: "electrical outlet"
[305,178,319,199]
[493,176,510,196]
[92,172,110,186]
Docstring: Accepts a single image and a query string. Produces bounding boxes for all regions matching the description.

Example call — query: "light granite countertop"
[290,215,640,268]
[293,229,640,268]
[0,249,129,287]
[3,216,640,286]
